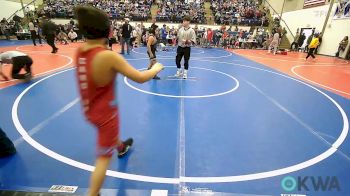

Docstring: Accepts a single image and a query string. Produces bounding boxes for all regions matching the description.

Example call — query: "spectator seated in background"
[40,0,153,21]
[68,29,78,42]
[57,30,69,44]
[156,0,206,23]
[211,0,267,26]
[1,17,23,40]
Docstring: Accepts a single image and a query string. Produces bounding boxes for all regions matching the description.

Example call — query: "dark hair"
[149,27,155,34]
[74,6,110,39]
[183,16,191,22]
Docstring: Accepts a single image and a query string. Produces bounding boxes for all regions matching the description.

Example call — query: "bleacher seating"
[156,0,206,23]
[38,0,153,21]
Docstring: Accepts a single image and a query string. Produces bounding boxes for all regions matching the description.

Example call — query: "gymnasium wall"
[273,3,350,57]
[264,0,334,14]
[0,0,36,20]
[6,0,43,3]
[319,7,350,58]
[264,0,305,14]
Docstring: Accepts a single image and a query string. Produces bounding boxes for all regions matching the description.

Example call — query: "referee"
[175,16,196,79]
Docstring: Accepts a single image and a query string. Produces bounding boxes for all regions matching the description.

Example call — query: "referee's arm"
[190,29,196,45]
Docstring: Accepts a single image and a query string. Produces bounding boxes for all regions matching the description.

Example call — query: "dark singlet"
[147,34,157,59]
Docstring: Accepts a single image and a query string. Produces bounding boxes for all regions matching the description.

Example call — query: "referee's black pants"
[176,46,191,70]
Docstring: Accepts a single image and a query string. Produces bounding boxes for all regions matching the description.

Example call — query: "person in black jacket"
[304,35,313,53]
[42,20,59,53]
[0,127,16,157]
[297,33,306,52]
[120,18,133,55]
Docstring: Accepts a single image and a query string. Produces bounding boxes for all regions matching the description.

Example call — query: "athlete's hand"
[152,62,164,73]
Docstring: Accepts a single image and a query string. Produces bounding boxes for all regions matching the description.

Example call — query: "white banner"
[304,0,326,8]
[48,185,78,193]
[334,0,350,19]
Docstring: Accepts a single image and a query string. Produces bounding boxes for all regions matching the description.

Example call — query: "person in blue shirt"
[160,24,167,45]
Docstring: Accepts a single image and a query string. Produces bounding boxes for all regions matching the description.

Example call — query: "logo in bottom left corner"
[48,185,78,193]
